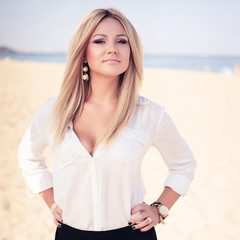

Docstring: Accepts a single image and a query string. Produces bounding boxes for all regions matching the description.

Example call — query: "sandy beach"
[0,59,240,240]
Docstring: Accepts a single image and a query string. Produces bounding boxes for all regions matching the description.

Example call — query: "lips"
[103,59,120,63]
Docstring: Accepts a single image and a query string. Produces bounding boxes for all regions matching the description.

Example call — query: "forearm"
[130,186,181,231]
[155,186,180,210]
[39,187,55,208]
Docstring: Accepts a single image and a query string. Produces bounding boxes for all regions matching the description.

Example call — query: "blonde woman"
[18,8,196,240]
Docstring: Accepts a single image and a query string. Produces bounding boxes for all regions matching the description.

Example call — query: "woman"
[18,8,196,240]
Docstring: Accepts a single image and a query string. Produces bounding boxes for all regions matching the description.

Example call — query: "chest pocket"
[107,128,149,163]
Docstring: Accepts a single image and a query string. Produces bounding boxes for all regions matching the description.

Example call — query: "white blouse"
[18,96,196,231]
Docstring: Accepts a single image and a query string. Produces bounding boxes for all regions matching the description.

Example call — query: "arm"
[18,99,63,227]
[39,188,63,227]
[39,187,55,208]
[130,107,196,232]
[130,187,180,232]
[18,100,55,196]
[156,186,180,210]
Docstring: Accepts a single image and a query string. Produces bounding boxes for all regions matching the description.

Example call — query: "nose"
[107,42,118,54]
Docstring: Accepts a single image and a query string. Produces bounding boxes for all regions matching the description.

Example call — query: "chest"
[73,102,116,156]
[54,125,150,169]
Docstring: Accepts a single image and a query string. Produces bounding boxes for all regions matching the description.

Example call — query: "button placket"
[90,159,101,230]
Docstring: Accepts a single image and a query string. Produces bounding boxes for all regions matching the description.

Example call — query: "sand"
[0,59,240,240]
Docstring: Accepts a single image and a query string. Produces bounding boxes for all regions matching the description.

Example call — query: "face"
[86,17,131,80]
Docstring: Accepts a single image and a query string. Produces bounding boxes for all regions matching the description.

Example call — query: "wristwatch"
[150,201,169,220]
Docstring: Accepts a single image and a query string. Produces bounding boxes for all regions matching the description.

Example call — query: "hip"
[55,223,157,240]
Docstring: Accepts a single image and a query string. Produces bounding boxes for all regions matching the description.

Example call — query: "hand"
[51,203,63,228]
[129,202,159,232]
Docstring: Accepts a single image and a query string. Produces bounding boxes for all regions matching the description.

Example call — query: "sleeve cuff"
[24,171,53,197]
[164,174,192,196]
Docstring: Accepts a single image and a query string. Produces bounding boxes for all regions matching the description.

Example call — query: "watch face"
[160,205,169,216]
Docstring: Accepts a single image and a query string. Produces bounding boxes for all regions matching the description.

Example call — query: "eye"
[93,39,105,44]
[117,39,128,44]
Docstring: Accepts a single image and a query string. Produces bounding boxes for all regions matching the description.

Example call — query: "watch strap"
[150,201,168,220]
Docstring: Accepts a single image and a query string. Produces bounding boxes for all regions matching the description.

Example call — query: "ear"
[83,56,88,63]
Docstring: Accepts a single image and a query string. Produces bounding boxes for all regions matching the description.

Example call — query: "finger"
[132,217,152,230]
[139,224,153,232]
[129,212,148,225]
[57,207,63,221]
[57,206,63,215]
[54,206,63,215]
[131,203,146,215]
[54,218,62,228]
[55,212,63,223]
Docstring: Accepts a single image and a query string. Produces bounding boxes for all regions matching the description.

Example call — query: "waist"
[57,223,157,240]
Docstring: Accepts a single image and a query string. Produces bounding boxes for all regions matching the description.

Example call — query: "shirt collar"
[68,121,73,129]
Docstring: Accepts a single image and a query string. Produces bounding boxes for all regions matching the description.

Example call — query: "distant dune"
[0,46,17,53]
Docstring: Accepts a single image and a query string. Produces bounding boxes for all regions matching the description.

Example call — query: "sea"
[1,52,240,75]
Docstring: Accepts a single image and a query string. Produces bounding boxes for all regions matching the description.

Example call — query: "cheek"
[86,45,102,62]
[86,46,94,62]
[124,46,130,60]
[122,48,131,68]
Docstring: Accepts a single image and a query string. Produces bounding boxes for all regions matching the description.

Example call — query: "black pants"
[55,223,157,240]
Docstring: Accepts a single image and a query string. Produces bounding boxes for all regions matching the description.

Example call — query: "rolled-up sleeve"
[18,99,55,196]
[152,108,196,196]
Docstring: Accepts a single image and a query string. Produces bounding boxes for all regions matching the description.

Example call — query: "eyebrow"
[92,34,128,38]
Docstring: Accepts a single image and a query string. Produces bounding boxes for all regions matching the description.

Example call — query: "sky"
[0,0,240,56]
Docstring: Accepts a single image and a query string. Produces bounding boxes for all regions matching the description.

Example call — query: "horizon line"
[1,46,240,57]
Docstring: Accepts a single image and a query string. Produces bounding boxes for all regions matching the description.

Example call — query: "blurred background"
[1,0,240,74]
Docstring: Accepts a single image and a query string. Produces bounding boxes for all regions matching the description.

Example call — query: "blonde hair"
[50,8,143,147]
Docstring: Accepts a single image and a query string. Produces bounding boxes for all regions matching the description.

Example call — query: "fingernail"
[132,226,136,230]
[61,219,63,223]
[128,222,132,225]
[58,224,62,228]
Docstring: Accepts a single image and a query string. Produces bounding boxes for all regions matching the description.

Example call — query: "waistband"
[57,223,156,240]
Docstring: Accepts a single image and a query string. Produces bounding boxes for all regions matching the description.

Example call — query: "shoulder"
[137,95,165,115]
[132,96,166,128]
[32,98,57,140]
[34,97,57,122]
[36,97,56,115]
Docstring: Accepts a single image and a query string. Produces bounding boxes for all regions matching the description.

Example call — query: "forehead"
[91,17,127,36]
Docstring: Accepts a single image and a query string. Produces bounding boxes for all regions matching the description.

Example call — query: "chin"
[102,70,125,78]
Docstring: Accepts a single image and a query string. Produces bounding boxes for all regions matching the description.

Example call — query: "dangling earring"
[83,63,89,81]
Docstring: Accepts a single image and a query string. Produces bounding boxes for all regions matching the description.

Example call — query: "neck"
[87,74,119,104]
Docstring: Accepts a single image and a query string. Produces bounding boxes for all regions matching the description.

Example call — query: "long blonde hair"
[50,8,143,147]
